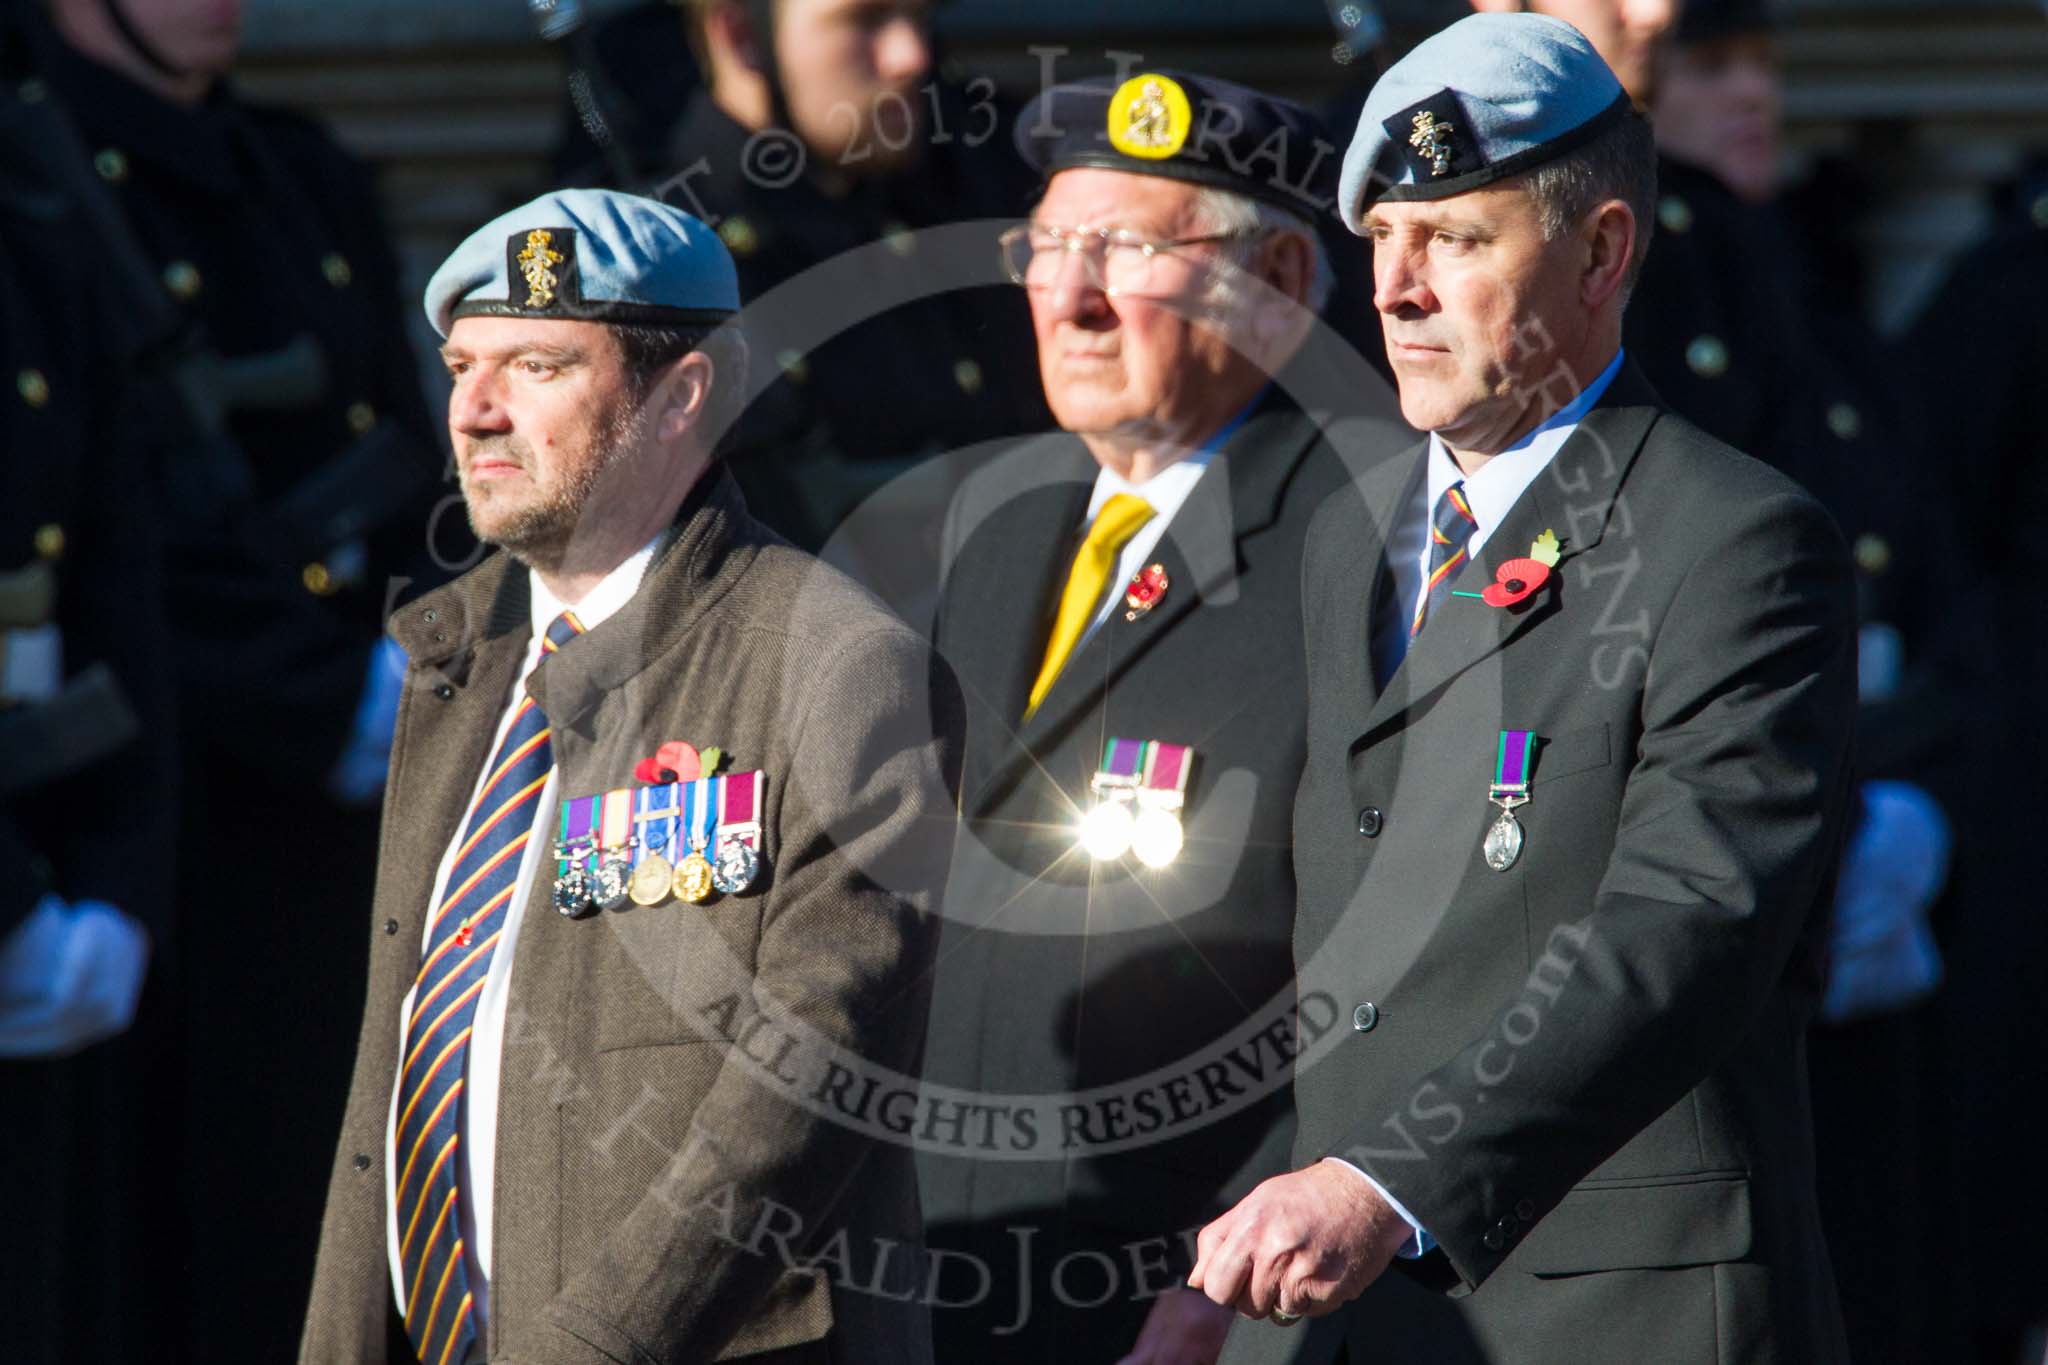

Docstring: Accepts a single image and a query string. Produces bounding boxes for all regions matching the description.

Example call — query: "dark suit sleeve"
[530,625,962,1363]
[1333,491,1857,1291]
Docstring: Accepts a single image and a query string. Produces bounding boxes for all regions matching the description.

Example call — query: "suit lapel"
[1355,363,1663,745]
[944,447,1095,814]
[1008,402,1324,757]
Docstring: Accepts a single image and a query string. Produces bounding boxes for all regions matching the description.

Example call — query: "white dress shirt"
[386,538,658,1353]
[1072,395,1263,653]
[1340,349,1624,1257]
[1372,350,1625,688]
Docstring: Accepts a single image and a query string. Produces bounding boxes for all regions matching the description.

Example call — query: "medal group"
[553,770,767,917]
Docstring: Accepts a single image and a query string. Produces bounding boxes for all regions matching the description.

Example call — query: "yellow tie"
[1024,492,1155,719]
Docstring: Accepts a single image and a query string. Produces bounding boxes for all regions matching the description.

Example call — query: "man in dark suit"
[301,189,959,1364]
[915,73,1394,1364]
[1190,16,1857,1364]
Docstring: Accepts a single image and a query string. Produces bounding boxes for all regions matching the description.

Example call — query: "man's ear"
[705,0,767,76]
[654,351,716,443]
[1258,230,1314,309]
[1581,200,1636,311]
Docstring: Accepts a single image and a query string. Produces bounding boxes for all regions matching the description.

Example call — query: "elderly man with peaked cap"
[299,187,961,1365]
[1189,16,1856,1365]
[915,69,1380,1365]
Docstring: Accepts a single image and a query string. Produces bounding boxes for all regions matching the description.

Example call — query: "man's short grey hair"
[1190,185,1336,316]
[611,321,752,456]
[1521,111,1658,302]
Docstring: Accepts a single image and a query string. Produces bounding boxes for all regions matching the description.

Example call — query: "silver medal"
[712,838,760,895]
[594,851,633,912]
[1483,805,1525,872]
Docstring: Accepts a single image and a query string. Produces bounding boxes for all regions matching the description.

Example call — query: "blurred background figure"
[1906,148,2048,1365]
[549,0,1053,549]
[5,0,448,1358]
[1,16,179,1360]
[1644,8,1997,1364]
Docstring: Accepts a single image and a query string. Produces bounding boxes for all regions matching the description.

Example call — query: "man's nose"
[1371,243,1433,316]
[875,16,931,86]
[448,369,510,435]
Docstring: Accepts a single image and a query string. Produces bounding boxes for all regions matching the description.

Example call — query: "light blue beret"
[424,188,739,338]
[1337,12,1633,231]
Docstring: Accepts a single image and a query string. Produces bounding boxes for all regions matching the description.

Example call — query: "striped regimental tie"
[392,609,585,1365]
[1411,481,1478,639]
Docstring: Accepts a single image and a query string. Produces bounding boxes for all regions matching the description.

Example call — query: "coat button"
[1515,1199,1536,1222]
[351,1153,371,1171]
[434,683,455,700]
[17,368,50,408]
[321,252,352,287]
[1483,1226,1505,1251]
[94,147,128,182]
[1356,806,1384,838]
[383,918,399,936]
[162,260,203,301]
[1351,1002,1379,1032]
[1685,334,1729,379]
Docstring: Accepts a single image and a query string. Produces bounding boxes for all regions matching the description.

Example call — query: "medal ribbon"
[1100,737,1146,781]
[599,789,631,856]
[1491,730,1536,800]
[560,795,597,871]
[1140,741,1192,803]
[684,777,718,854]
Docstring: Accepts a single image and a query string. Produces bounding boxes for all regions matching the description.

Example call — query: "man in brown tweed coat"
[299,189,960,1365]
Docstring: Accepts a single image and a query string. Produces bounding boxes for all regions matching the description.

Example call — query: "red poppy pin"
[1124,563,1170,622]
[633,742,726,784]
[1479,530,1563,609]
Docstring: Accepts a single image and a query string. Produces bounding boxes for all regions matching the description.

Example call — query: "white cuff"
[1321,1156,1435,1258]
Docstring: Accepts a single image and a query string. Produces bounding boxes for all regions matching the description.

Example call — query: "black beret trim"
[449,300,736,327]
[1371,91,1636,205]
[1041,148,1337,219]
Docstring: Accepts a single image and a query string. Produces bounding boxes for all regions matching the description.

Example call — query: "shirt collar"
[1083,386,1268,523]
[1425,348,1624,534]
[528,537,661,641]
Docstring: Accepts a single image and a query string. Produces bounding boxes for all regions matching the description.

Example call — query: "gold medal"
[672,852,715,904]
[629,853,674,906]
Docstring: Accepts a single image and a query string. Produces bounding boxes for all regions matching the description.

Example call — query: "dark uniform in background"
[916,76,1375,1360]
[549,2,1053,550]
[1628,5,1989,1360]
[1906,168,2048,1365]
[13,9,449,1360]
[0,22,180,1359]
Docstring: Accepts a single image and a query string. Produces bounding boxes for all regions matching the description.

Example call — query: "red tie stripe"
[1411,480,1479,639]
[392,609,585,1365]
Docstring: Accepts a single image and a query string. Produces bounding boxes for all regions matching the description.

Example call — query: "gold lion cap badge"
[1107,73,1193,161]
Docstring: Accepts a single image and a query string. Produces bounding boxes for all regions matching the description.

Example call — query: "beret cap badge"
[1107,73,1193,161]
[517,229,566,308]
[1409,110,1457,177]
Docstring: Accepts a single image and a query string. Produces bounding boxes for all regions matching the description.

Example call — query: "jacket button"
[1515,1199,1536,1222]
[383,919,399,936]
[1356,806,1384,838]
[433,683,454,701]
[1483,1226,1505,1251]
[1351,1002,1379,1033]
[351,1153,371,1172]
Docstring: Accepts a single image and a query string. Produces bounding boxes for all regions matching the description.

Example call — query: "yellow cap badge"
[1107,74,1192,161]
[517,229,565,309]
